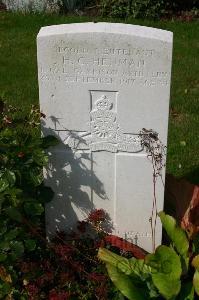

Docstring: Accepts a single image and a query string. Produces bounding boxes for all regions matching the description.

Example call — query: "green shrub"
[0,100,58,298]
[61,0,86,12]
[100,0,199,19]
[166,0,199,12]
[131,0,165,19]
[101,0,165,19]
[101,0,131,18]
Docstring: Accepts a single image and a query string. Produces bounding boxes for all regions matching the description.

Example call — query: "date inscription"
[39,44,170,87]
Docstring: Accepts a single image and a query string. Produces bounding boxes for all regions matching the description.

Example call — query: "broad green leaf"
[158,212,189,257]
[0,178,9,192]
[4,170,16,187]
[0,170,16,192]
[98,248,150,280]
[32,149,48,166]
[145,245,182,300]
[192,255,199,270]
[28,169,43,186]
[106,263,149,300]
[6,187,22,198]
[193,270,199,296]
[98,248,133,275]
[24,239,36,251]
[5,207,22,222]
[24,202,44,216]
[41,135,60,149]
[146,280,159,298]
[192,255,199,296]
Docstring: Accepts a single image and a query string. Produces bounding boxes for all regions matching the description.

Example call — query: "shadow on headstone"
[41,120,109,236]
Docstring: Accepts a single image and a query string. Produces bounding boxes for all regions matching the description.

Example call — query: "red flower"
[42,259,51,270]
[87,272,106,282]
[49,289,70,300]
[46,271,54,281]
[87,209,106,223]
[95,284,108,299]
[59,271,75,283]
[17,151,25,158]
[37,271,54,286]
[72,261,84,273]
[36,276,45,286]
[26,283,39,298]
[54,244,74,260]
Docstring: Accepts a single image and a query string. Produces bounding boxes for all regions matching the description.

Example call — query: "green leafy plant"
[100,0,131,18]
[0,100,59,298]
[100,0,199,19]
[100,0,165,19]
[98,212,199,299]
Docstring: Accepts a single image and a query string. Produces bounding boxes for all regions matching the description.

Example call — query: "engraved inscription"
[58,46,154,57]
[39,41,170,87]
[66,95,143,153]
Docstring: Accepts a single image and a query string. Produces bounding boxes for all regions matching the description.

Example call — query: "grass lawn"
[0,12,198,180]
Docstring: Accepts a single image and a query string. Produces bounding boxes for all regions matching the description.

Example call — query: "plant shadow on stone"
[41,115,113,236]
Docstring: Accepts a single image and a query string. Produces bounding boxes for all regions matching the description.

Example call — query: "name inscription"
[39,42,170,87]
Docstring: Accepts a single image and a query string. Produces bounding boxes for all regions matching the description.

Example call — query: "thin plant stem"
[139,129,166,252]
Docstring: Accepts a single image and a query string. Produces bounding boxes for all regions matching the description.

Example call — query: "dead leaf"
[165,174,199,238]
[0,265,12,283]
[180,141,186,146]
[181,185,199,237]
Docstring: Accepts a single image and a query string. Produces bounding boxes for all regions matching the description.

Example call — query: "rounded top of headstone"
[37,22,173,43]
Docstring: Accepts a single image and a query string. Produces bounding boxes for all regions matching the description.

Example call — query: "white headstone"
[37,23,173,252]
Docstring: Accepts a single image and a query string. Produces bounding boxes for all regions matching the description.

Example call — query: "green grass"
[0,12,198,180]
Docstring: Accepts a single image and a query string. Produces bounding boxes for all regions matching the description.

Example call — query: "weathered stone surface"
[37,23,173,252]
